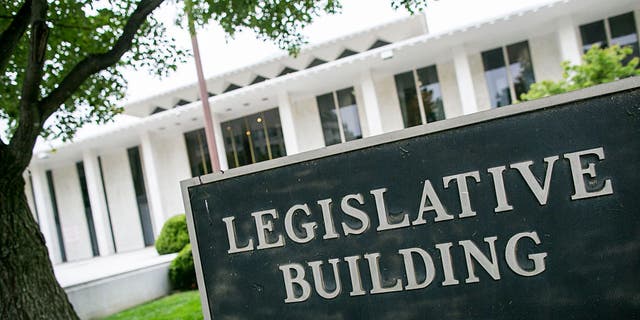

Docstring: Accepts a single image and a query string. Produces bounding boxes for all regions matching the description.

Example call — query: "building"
[24,0,639,266]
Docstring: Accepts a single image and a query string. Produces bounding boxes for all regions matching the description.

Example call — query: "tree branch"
[0,1,32,74]
[39,0,164,119]
[9,0,48,169]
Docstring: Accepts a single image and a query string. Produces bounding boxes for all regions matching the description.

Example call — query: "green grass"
[103,290,203,320]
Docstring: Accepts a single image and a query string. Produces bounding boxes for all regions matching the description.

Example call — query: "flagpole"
[186,0,220,173]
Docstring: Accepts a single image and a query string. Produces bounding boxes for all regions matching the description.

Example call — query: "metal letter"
[564,147,614,200]
[506,231,547,277]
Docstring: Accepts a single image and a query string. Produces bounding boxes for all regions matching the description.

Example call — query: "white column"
[452,45,479,115]
[277,91,300,155]
[212,114,229,171]
[359,72,384,136]
[30,165,62,264]
[140,132,165,236]
[82,150,115,255]
[557,17,582,66]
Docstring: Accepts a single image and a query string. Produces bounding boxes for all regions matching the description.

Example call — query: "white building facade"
[25,0,639,264]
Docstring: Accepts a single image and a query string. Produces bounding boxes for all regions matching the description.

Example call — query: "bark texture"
[0,169,79,319]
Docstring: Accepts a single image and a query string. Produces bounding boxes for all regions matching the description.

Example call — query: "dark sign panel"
[182,80,640,319]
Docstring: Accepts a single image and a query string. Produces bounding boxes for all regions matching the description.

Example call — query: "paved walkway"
[54,247,176,288]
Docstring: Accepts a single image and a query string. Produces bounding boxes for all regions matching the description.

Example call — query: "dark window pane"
[221,108,287,169]
[336,88,362,142]
[127,146,154,246]
[278,67,298,76]
[337,49,358,59]
[46,170,67,262]
[222,118,251,169]
[317,93,341,146]
[223,84,242,93]
[76,162,99,257]
[580,20,608,52]
[184,128,211,177]
[416,66,445,122]
[248,116,270,163]
[394,71,422,127]
[262,109,287,159]
[609,12,639,63]
[250,75,268,84]
[507,41,536,101]
[482,48,511,107]
[98,157,117,253]
[150,107,166,115]
[369,39,390,50]
[306,58,327,69]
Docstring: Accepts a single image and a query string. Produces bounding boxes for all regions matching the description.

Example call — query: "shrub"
[169,244,197,290]
[155,214,190,254]
[521,44,640,101]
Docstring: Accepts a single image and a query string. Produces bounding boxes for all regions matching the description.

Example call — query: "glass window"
[482,48,511,107]
[316,87,362,146]
[336,88,362,142]
[317,93,342,146]
[609,12,639,63]
[221,108,287,169]
[416,66,445,123]
[184,128,212,177]
[482,41,535,107]
[579,12,639,62]
[395,66,446,127]
[580,20,608,52]
[394,71,422,128]
[507,41,536,100]
[76,162,99,257]
[127,146,154,246]
[46,170,67,262]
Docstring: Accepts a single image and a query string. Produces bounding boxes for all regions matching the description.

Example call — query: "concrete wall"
[469,52,492,112]
[352,85,371,138]
[65,262,172,319]
[150,132,192,219]
[530,32,564,82]
[437,61,464,119]
[52,165,93,261]
[23,172,39,223]
[291,97,325,152]
[374,75,404,133]
[101,149,145,253]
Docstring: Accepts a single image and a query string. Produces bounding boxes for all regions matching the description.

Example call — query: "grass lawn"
[103,290,203,320]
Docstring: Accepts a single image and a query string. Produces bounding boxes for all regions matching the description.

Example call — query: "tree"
[0,0,426,318]
[521,44,640,101]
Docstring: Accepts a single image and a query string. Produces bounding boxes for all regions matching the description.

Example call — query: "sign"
[182,79,640,319]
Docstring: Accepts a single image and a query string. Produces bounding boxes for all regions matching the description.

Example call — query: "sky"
[123,0,556,103]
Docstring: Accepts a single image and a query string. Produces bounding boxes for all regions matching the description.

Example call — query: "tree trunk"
[0,170,79,319]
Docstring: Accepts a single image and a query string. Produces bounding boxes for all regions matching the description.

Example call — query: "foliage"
[169,244,197,291]
[0,0,185,142]
[103,290,203,320]
[155,214,190,255]
[521,45,640,101]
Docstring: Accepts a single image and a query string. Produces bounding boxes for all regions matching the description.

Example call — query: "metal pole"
[186,1,220,173]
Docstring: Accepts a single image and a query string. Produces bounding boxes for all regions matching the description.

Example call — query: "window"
[394,65,445,128]
[316,87,363,146]
[482,41,535,107]
[222,108,287,169]
[76,162,99,257]
[127,147,154,246]
[184,128,212,177]
[46,170,67,262]
[580,12,639,62]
